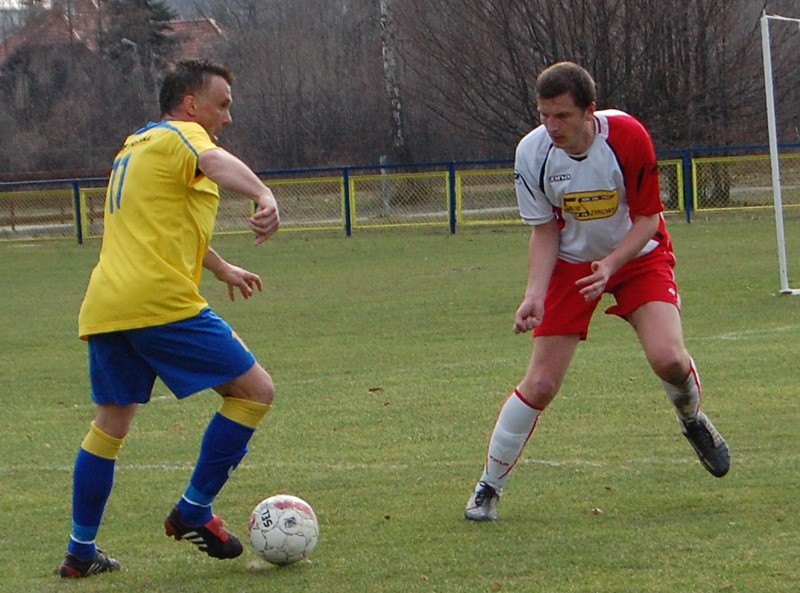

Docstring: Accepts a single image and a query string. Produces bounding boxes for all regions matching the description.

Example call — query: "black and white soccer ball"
[247,494,319,565]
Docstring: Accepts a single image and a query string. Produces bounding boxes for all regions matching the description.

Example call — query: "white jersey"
[515,109,668,263]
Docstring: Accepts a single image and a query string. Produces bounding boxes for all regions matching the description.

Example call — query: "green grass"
[1,212,799,593]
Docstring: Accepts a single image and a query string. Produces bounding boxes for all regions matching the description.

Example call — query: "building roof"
[0,2,225,67]
[0,0,98,64]
[165,17,225,58]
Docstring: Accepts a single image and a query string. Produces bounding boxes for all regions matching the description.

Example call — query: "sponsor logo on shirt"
[548,174,572,182]
[563,190,620,220]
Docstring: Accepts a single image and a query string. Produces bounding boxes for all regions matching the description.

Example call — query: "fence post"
[72,181,84,244]
[448,161,457,234]
[682,151,693,223]
[342,167,353,236]
[379,155,392,216]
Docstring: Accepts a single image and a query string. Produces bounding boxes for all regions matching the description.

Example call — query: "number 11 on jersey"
[107,153,132,214]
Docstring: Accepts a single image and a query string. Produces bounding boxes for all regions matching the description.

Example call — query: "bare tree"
[3,0,800,178]
[203,0,389,169]
[397,0,784,151]
[379,0,411,163]
[0,0,181,177]
[760,0,800,143]
[99,0,179,115]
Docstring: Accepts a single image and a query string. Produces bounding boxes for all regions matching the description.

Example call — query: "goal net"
[761,12,800,295]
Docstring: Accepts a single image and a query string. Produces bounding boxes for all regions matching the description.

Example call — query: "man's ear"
[182,93,197,116]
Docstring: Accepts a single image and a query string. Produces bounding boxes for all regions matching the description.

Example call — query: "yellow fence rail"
[0,151,797,241]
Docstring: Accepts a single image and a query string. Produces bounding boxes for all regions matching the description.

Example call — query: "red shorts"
[533,247,679,340]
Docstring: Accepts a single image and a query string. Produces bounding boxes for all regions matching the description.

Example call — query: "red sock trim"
[513,388,544,412]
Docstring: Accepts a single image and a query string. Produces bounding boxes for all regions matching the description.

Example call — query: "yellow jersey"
[79,121,220,338]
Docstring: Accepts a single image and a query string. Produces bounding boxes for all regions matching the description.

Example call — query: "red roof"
[165,18,226,58]
[0,0,100,63]
[0,2,226,66]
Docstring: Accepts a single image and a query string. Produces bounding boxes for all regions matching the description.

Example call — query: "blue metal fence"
[2,146,799,242]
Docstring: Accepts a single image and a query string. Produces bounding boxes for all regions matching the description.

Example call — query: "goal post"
[761,12,800,295]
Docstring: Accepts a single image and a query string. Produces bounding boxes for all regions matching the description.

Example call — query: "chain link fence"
[1,152,797,242]
[692,152,800,215]
[0,187,76,240]
[657,159,683,212]
[351,171,449,229]
[457,169,519,224]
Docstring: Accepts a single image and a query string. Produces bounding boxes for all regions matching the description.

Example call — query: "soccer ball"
[247,494,319,565]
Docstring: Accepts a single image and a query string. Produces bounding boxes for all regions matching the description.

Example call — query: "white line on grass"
[693,324,799,341]
[0,455,708,474]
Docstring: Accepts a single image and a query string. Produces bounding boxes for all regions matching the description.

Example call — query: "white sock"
[479,389,541,494]
[661,357,702,420]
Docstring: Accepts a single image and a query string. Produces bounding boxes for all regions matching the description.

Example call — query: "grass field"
[1,213,798,593]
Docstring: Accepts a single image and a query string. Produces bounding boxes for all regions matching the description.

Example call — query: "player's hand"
[215,264,264,301]
[249,193,280,245]
[576,260,611,302]
[513,298,544,334]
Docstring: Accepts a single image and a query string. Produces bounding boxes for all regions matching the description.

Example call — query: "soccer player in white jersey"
[465,61,730,522]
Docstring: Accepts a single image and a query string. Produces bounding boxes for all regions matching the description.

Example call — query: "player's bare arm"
[576,213,661,301]
[514,220,560,334]
[203,247,264,301]
[198,148,280,244]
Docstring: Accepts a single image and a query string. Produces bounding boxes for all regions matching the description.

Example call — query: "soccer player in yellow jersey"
[58,59,281,578]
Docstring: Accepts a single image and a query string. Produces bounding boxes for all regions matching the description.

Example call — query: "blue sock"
[177,412,255,525]
[68,449,116,560]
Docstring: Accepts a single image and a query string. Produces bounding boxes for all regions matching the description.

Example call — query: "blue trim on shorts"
[88,309,257,405]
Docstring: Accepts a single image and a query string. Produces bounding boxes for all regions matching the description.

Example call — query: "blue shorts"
[88,308,257,405]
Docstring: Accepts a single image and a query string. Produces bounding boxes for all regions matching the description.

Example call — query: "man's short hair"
[535,62,596,110]
[159,59,234,117]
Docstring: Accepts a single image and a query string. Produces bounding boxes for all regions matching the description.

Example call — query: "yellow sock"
[80,421,124,460]
[219,398,271,429]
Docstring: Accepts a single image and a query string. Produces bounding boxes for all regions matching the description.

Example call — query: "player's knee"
[650,351,688,384]
[216,364,275,404]
[245,367,275,405]
[94,404,137,440]
[518,377,559,409]
[255,371,276,405]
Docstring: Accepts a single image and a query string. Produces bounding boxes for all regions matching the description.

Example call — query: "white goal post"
[761,12,800,295]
